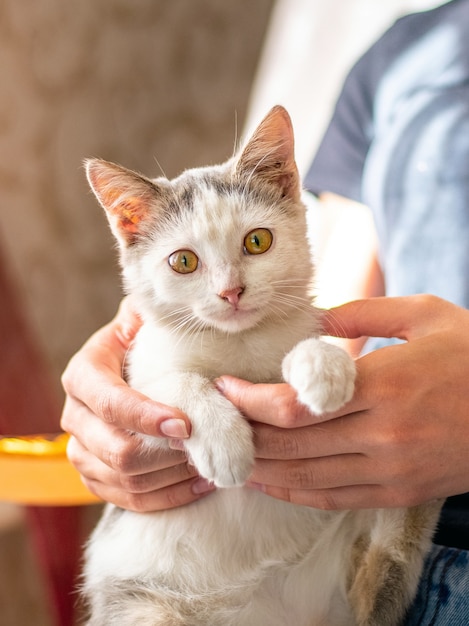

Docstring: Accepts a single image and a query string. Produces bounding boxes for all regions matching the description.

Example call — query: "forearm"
[313,192,384,356]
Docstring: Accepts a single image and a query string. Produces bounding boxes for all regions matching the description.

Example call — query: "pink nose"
[218,287,244,306]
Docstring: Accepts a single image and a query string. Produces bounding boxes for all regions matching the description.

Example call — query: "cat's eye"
[168,250,199,274]
[244,229,273,255]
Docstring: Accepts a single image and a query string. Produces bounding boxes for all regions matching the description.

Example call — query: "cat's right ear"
[235,105,300,201]
[85,159,158,248]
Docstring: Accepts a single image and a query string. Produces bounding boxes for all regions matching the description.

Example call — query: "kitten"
[83,106,441,626]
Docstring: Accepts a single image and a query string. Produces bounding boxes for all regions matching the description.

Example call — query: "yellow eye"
[168,250,199,274]
[244,228,273,255]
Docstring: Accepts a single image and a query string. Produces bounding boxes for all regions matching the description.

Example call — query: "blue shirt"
[306,0,469,305]
[305,0,469,549]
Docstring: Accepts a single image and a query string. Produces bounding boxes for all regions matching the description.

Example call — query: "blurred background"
[0,0,443,624]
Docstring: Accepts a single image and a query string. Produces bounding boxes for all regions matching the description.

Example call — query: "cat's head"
[86,105,313,334]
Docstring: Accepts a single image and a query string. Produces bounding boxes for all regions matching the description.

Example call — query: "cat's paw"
[184,398,255,488]
[282,338,356,415]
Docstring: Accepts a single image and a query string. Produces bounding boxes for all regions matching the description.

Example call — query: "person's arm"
[312,192,384,355]
[61,298,215,511]
[217,295,469,510]
[314,193,383,303]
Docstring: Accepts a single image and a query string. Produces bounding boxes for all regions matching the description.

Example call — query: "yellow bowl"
[0,434,100,506]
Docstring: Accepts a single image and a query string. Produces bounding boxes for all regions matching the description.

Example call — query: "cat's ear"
[235,105,300,201]
[85,159,159,247]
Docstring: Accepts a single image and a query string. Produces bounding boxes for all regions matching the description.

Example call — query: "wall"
[245,0,445,174]
[0,2,272,624]
[0,0,273,392]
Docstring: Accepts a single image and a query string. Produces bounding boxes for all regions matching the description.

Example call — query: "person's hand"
[216,295,469,510]
[61,298,215,511]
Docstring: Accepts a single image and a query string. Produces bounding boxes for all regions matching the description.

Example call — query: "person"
[61,0,469,622]
[306,1,469,620]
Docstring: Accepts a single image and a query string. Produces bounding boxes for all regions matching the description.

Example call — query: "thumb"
[215,376,312,427]
[321,296,433,342]
[214,376,265,421]
[114,295,143,346]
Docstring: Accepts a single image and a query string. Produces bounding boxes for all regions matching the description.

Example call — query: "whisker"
[152,156,168,179]
[274,292,313,305]
[271,301,312,319]
[158,306,193,324]
[240,144,286,198]
[270,277,312,286]
[270,291,317,318]
[121,341,134,380]
[319,308,349,339]
[231,110,239,160]
[164,310,214,353]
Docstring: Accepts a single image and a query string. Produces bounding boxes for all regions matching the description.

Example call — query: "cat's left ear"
[85,158,158,248]
[235,105,300,201]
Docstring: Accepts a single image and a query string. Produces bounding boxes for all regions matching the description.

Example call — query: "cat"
[82,105,441,626]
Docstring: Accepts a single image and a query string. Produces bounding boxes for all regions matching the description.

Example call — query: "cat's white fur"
[83,106,441,625]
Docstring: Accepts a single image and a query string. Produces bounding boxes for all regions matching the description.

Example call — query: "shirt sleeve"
[304,51,375,203]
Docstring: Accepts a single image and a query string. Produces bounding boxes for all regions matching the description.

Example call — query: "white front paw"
[282,338,356,415]
[185,401,254,488]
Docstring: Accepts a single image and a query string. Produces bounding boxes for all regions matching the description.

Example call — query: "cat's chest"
[129,318,314,384]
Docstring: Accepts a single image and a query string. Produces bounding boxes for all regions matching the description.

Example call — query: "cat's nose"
[218,287,245,306]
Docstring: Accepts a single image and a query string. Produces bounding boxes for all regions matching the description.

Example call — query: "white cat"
[83,106,441,625]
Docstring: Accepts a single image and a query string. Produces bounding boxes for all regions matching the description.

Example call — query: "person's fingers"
[252,413,371,460]
[66,432,193,484]
[250,452,374,492]
[67,429,217,512]
[215,377,322,427]
[215,371,368,427]
[217,332,441,430]
[63,396,190,474]
[69,441,199,494]
[113,295,144,344]
[61,362,190,442]
[82,475,216,512]
[246,482,405,511]
[321,294,454,341]
[247,437,443,508]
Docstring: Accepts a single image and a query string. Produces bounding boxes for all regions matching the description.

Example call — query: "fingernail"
[168,439,186,451]
[214,377,224,392]
[246,481,266,493]
[160,419,189,439]
[120,324,134,341]
[116,326,133,345]
[191,477,216,495]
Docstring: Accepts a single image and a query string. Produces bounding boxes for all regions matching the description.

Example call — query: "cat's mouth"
[207,303,264,333]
